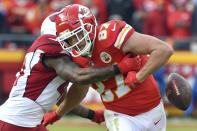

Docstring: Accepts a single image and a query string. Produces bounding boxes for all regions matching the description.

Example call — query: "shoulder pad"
[97,20,134,48]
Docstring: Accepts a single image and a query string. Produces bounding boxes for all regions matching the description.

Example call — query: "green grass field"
[47,117,197,131]
[48,125,105,131]
[48,125,197,131]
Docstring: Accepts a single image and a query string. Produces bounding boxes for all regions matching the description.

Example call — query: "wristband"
[113,64,121,75]
[87,109,95,120]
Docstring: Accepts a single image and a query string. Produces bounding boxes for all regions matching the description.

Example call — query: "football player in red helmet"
[56,4,97,57]
[0,4,142,131]
[47,4,173,131]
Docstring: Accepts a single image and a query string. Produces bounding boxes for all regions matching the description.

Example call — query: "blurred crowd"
[0,0,196,116]
[0,0,197,46]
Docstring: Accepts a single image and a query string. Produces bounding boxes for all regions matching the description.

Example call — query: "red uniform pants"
[0,120,48,131]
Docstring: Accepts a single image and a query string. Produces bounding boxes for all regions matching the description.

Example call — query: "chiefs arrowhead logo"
[78,5,90,18]
[79,8,87,15]
[100,52,112,63]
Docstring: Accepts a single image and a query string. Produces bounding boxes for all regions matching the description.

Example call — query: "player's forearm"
[53,57,117,85]
[72,65,116,85]
[70,104,90,118]
[56,84,89,116]
[136,45,173,82]
[56,98,67,117]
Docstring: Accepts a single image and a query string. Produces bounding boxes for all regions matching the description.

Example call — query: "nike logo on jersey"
[154,119,161,125]
[111,24,116,31]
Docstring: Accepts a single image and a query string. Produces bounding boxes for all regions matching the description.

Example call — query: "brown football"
[166,73,192,110]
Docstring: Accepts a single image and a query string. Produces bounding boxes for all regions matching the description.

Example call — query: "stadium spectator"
[132,0,161,33]
[143,0,169,37]
[0,0,7,34]
[4,0,36,34]
[165,0,175,13]
[1,0,38,48]
[167,0,192,38]
[49,0,73,11]
[73,0,107,25]
[0,16,139,131]
[0,0,8,47]
[17,0,73,35]
[107,0,135,26]
[43,4,173,130]
[25,0,55,35]
[191,4,197,36]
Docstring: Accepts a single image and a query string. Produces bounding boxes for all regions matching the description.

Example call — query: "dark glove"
[88,109,105,124]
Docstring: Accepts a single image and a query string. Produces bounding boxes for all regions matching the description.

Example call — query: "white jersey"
[0,34,70,127]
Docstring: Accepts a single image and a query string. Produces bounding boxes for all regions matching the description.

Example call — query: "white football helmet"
[40,12,59,36]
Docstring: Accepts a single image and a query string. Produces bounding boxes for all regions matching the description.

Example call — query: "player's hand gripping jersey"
[73,20,161,116]
[0,34,69,127]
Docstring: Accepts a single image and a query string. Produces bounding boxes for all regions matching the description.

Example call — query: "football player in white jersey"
[0,12,139,131]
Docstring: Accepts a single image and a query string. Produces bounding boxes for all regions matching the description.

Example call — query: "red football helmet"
[56,4,97,57]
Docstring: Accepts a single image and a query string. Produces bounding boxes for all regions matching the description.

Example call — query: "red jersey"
[73,20,161,116]
[167,10,192,38]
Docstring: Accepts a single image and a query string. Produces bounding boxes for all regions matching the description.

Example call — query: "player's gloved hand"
[88,109,105,124]
[140,55,148,67]
[42,110,61,127]
[116,54,141,75]
[125,71,140,87]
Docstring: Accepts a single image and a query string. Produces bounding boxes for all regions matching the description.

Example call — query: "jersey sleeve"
[98,20,135,50]
[29,34,70,57]
[27,34,70,70]
[113,22,135,49]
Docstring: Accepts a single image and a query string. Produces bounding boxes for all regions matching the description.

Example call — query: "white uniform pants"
[104,101,166,131]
